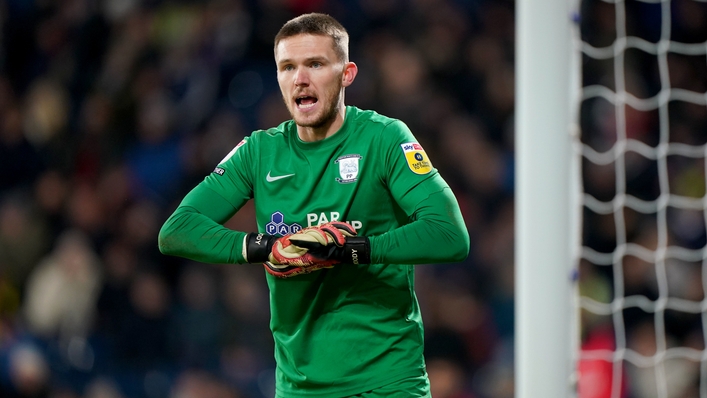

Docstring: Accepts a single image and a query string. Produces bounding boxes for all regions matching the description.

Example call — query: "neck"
[297,104,347,142]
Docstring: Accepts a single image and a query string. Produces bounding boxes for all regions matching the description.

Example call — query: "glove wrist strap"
[245,233,276,263]
[342,237,371,265]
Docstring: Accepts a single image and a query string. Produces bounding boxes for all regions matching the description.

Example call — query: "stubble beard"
[296,101,340,129]
[286,82,343,129]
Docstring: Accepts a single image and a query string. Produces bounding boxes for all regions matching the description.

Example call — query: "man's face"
[275,34,345,129]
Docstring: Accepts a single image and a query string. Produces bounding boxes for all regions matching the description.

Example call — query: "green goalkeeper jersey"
[159,106,469,397]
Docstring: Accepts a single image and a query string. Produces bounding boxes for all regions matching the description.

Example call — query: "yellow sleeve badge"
[400,142,432,175]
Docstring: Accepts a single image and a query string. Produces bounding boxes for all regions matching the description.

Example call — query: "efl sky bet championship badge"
[401,142,432,175]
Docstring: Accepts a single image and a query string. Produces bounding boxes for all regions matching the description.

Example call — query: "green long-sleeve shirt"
[159,106,469,397]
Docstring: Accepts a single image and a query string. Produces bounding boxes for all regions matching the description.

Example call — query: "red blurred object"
[578,326,628,398]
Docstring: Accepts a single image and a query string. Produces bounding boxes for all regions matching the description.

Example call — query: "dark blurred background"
[0,0,515,397]
[1,0,704,397]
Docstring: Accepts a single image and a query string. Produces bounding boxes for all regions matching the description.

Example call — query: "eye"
[281,65,294,72]
[311,62,322,68]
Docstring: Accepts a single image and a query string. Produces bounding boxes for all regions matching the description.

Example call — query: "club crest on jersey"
[400,142,432,175]
[335,154,362,183]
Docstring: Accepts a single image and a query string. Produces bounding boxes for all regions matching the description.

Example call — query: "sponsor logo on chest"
[306,212,362,230]
[265,211,362,235]
[265,212,303,236]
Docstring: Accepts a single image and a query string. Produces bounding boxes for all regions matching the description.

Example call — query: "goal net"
[575,0,707,397]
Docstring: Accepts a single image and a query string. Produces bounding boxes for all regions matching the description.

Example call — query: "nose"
[294,68,309,86]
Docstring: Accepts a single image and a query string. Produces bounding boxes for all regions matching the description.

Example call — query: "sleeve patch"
[400,142,432,175]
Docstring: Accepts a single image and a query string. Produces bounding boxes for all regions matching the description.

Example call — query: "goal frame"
[514,0,582,395]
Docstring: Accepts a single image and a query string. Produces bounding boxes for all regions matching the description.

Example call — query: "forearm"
[158,186,249,264]
[158,206,248,264]
[369,187,469,264]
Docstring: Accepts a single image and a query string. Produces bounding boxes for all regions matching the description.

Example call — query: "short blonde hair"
[274,13,349,62]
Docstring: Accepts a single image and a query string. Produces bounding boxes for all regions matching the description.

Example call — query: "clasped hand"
[264,221,358,278]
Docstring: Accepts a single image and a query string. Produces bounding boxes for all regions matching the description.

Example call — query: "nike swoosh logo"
[266,171,295,182]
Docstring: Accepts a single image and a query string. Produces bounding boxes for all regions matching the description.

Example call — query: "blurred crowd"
[0,0,516,397]
[1,0,704,397]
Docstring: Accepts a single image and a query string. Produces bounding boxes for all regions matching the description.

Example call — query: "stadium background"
[0,1,516,396]
[0,0,703,397]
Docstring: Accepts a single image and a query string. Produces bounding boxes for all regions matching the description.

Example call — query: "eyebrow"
[277,56,328,66]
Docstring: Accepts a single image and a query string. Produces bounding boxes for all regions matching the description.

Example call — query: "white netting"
[575,0,707,397]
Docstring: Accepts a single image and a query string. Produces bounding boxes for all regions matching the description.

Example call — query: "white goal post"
[515,0,581,397]
[517,0,707,397]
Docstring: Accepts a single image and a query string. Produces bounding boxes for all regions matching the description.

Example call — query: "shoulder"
[250,119,295,142]
[347,107,412,144]
[348,106,401,130]
[350,107,415,138]
[217,120,294,166]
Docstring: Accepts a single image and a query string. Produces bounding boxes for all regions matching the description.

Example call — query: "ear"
[342,62,358,88]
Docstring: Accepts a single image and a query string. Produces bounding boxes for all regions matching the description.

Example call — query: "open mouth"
[296,96,318,109]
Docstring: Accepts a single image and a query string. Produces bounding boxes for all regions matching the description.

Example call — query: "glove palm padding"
[264,228,343,278]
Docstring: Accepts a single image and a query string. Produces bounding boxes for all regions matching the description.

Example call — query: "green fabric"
[276,372,431,398]
[158,106,469,397]
[348,373,431,398]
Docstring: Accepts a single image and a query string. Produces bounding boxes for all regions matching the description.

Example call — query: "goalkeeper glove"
[262,259,335,278]
[243,232,336,278]
[288,222,371,265]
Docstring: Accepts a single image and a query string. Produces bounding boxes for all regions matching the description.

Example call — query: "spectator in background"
[22,229,102,342]
[0,195,51,293]
[1,343,51,398]
[0,103,44,192]
[169,264,224,370]
[112,269,172,370]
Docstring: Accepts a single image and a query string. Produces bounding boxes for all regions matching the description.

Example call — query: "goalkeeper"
[158,12,469,398]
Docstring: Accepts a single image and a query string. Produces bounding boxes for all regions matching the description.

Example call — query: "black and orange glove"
[288,222,371,265]
[243,231,336,278]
